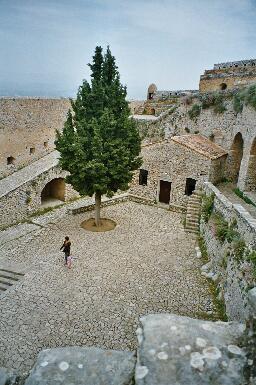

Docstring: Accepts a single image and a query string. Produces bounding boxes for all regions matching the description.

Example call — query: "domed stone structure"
[147,83,157,100]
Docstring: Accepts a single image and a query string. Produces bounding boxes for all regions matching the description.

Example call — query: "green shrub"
[213,94,226,113]
[201,193,215,222]
[215,214,229,243]
[244,84,256,110]
[246,250,256,278]
[200,92,226,113]
[232,85,256,113]
[233,239,246,261]
[233,94,243,114]
[188,104,201,120]
[233,188,256,207]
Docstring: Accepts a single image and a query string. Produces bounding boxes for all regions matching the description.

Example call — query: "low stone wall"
[201,182,256,322]
[0,155,79,229]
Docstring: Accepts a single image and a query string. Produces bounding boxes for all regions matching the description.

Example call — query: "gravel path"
[0,201,214,373]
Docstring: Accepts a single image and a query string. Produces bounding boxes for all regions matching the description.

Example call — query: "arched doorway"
[228,133,244,184]
[41,178,65,206]
[245,138,256,191]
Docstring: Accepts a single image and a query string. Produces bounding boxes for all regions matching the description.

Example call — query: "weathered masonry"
[0,98,70,178]
[199,59,256,92]
[130,135,227,207]
[0,151,78,228]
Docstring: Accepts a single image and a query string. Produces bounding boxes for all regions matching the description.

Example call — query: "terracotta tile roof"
[171,134,227,159]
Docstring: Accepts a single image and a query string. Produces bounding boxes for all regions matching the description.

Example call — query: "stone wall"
[141,98,256,192]
[199,64,256,92]
[0,153,79,228]
[201,182,256,322]
[129,141,213,206]
[0,98,70,178]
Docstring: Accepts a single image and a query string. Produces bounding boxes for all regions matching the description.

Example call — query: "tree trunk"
[95,191,101,227]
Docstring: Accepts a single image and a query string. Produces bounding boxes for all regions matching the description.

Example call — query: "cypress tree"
[55,46,142,226]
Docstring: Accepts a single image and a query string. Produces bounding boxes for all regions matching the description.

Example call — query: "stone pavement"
[0,201,215,373]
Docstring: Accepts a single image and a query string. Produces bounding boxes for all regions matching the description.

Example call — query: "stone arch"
[227,133,244,184]
[41,178,65,205]
[244,137,256,191]
[147,83,157,100]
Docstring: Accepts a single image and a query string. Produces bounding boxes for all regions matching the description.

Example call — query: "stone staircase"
[0,268,24,293]
[185,190,202,234]
[136,105,145,115]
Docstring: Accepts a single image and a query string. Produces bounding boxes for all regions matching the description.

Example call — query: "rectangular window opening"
[139,169,148,186]
[30,147,35,154]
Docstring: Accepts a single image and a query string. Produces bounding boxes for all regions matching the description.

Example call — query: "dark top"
[60,241,71,255]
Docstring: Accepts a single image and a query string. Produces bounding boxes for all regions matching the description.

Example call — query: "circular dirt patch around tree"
[81,218,117,232]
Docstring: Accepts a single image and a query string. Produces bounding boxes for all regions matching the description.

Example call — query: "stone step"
[187,207,200,213]
[185,228,199,234]
[189,196,201,201]
[0,268,24,277]
[0,272,19,281]
[0,283,8,291]
[0,277,14,286]
[185,224,199,229]
[186,221,199,227]
[187,202,201,209]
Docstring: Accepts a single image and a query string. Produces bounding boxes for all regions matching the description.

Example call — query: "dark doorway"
[139,169,148,186]
[148,93,153,100]
[159,180,172,204]
[185,178,197,196]
[41,178,65,205]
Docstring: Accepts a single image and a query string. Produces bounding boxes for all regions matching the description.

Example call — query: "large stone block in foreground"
[135,314,247,385]
[25,347,135,385]
[0,367,18,385]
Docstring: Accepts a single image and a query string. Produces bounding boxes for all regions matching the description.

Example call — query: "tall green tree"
[55,46,142,226]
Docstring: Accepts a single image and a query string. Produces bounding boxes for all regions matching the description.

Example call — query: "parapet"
[200,59,256,92]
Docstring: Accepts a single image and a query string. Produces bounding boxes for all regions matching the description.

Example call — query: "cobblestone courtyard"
[0,201,214,373]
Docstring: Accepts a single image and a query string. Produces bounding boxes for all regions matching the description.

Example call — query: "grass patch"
[198,235,228,321]
[188,103,201,120]
[212,214,238,244]
[200,92,226,113]
[246,250,256,279]
[233,238,246,262]
[201,193,215,223]
[232,85,256,113]
[233,188,256,207]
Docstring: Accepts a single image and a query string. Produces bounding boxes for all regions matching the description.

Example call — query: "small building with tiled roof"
[130,135,227,207]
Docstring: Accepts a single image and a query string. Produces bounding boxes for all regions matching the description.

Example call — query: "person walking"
[60,236,71,265]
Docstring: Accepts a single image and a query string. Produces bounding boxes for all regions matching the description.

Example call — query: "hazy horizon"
[1,0,256,99]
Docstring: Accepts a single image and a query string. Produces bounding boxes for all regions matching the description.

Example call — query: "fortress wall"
[155,100,256,191]
[0,165,78,229]
[201,182,256,322]
[199,75,256,92]
[0,98,70,178]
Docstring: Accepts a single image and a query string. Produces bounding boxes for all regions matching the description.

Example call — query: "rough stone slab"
[0,367,19,385]
[136,314,247,385]
[24,347,136,385]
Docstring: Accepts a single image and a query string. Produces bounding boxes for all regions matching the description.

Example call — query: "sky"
[0,0,256,100]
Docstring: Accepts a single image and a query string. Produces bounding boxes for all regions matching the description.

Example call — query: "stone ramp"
[135,314,246,385]
[0,151,59,198]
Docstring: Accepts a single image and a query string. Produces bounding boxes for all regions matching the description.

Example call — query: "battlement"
[200,59,256,92]
[214,59,256,70]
